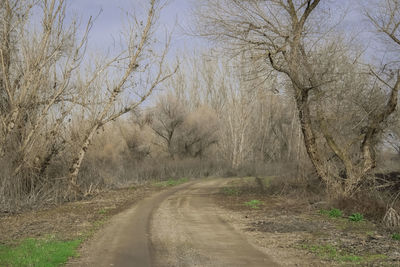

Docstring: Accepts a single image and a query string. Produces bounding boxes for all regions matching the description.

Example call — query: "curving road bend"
[67,178,278,267]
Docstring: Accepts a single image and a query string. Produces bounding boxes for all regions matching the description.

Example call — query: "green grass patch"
[319,208,342,218]
[0,214,112,266]
[155,178,189,187]
[0,237,81,267]
[392,233,400,241]
[221,187,240,196]
[348,213,364,222]
[98,208,107,215]
[244,199,263,209]
[302,244,387,264]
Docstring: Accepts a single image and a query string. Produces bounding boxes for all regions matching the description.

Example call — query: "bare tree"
[0,0,93,200]
[176,106,218,158]
[148,93,186,158]
[67,0,176,197]
[196,0,399,196]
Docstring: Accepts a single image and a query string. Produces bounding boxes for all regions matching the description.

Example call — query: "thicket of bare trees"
[0,0,399,215]
[195,0,400,197]
[142,55,307,173]
[0,0,173,209]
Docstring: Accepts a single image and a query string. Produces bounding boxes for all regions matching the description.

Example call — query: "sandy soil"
[151,178,278,267]
[68,178,279,267]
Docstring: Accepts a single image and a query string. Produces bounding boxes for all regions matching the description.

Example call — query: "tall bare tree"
[67,0,176,197]
[0,0,93,199]
[148,93,186,158]
[196,0,399,196]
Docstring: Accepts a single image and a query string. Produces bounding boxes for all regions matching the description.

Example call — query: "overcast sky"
[65,1,385,63]
[68,0,200,58]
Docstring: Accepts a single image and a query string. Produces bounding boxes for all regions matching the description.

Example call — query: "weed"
[349,213,364,222]
[364,254,387,261]
[0,237,81,267]
[319,209,329,215]
[80,218,108,241]
[328,208,343,218]
[222,187,240,196]
[302,243,386,264]
[244,199,263,209]
[98,208,107,215]
[308,244,360,262]
[392,233,400,241]
[319,208,342,218]
[155,178,189,187]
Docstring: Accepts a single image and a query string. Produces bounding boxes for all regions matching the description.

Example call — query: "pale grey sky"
[65,1,383,63]
[68,0,200,57]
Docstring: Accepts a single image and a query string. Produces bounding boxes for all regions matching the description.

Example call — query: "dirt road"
[68,178,278,267]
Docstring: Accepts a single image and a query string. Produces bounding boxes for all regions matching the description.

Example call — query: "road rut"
[68,178,278,267]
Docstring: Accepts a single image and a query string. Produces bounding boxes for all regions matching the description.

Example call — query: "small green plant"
[329,208,342,218]
[301,244,386,264]
[244,199,263,209]
[98,208,107,215]
[320,208,343,218]
[392,233,400,241]
[222,187,240,196]
[305,244,361,263]
[319,209,329,215]
[155,178,189,187]
[349,213,364,222]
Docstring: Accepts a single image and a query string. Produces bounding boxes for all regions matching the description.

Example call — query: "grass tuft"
[244,199,263,209]
[302,244,387,264]
[392,233,400,241]
[155,178,189,187]
[98,208,107,215]
[319,208,342,218]
[221,187,240,196]
[348,212,364,222]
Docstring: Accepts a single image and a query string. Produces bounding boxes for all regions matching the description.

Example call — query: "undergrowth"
[302,244,387,264]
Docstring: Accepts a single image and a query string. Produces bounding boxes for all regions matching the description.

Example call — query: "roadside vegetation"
[0,238,81,267]
[154,178,189,187]
[216,177,400,265]
[0,185,163,266]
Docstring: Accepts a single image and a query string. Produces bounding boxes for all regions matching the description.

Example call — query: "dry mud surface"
[68,178,279,267]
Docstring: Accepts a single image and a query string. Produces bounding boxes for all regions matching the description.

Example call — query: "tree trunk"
[294,88,330,184]
[68,124,98,198]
